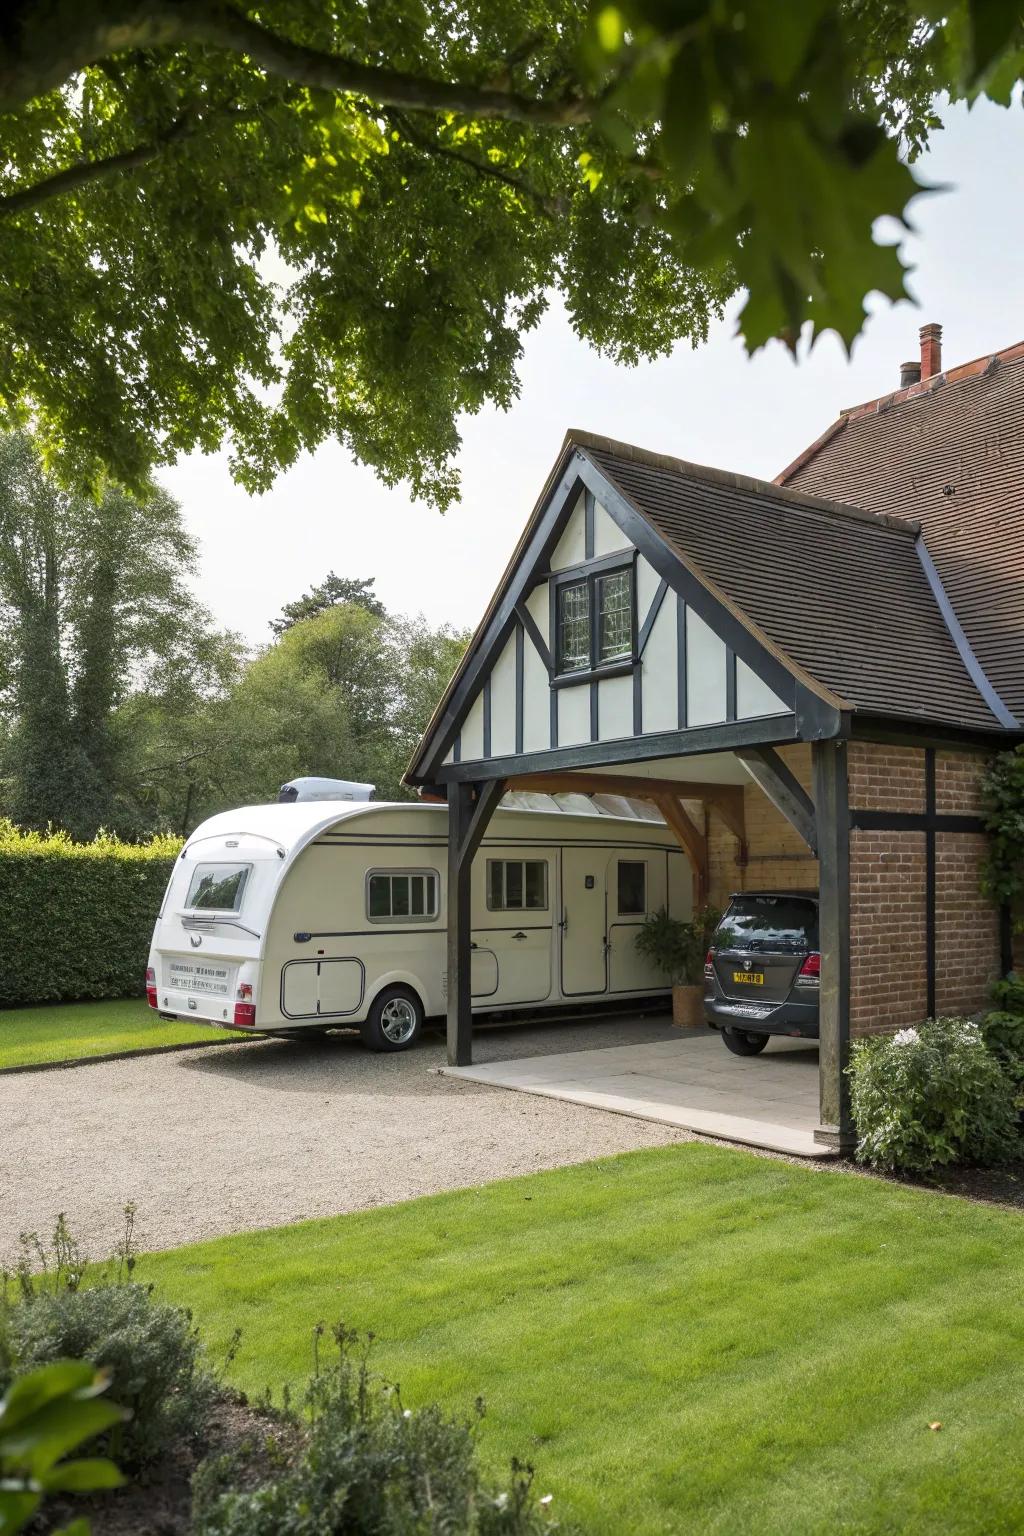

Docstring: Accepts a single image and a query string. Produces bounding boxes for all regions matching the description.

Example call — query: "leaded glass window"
[557,580,590,672]
[597,570,632,662]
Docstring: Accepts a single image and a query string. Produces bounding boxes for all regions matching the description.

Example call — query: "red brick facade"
[848,742,999,1037]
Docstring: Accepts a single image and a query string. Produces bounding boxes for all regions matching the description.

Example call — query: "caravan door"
[559,847,607,996]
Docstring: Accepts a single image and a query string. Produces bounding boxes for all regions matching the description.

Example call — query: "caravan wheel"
[360,987,423,1052]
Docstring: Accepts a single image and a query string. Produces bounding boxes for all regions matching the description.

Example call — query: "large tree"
[0,2,1018,506]
[0,433,235,837]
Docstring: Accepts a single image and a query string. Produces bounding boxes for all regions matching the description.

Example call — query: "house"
[406,326,1022,1152]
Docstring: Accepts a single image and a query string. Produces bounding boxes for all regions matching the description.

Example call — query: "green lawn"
[141,1144,1024,1535]
[0,997,225,1069]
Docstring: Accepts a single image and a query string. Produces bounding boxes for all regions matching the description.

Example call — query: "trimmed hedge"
[0,820,182,1006]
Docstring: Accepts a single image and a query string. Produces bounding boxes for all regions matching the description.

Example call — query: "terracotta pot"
[672,983,704,1029]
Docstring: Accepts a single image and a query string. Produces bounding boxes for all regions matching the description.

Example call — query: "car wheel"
[721,1027,770,1056]
[360,987,424,1052]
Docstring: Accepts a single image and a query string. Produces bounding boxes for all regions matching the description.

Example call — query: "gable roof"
[777,339,1024,722]
[407,429,1012,786]
[577,432,1005,732]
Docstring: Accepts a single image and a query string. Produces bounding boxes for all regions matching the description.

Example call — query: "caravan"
[146,794,692,1050]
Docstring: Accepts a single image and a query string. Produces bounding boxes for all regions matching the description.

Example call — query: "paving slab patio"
[442,1029,828,1157]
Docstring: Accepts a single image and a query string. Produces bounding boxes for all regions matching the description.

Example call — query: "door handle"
[512,931,527,941]
[559,910,568,934]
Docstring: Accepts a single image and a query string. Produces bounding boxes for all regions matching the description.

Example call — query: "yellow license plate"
[733,971,764,985]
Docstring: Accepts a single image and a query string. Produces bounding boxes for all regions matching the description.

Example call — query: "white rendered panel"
[522,632,550,751]
[686,608,728,726]
[736,657,787,719]
[558,682,590,747]
[461,690,485,761]
[525,580,550,649]
[489,633,517,757]
[598,673,632,740]
[550,491,587,571]
[594,500,632,557]
[640,595,677,734]
[636,555,661,629]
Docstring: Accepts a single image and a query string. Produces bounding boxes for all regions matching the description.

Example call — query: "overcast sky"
[160,93,1023,646]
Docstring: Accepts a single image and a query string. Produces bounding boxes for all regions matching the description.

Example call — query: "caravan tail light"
[796,952,820,988]
[145,967,157,1010]
[233,1002,257,1028]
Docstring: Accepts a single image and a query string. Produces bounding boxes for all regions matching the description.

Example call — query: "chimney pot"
[900,360,921,388]
[919,322,942,380]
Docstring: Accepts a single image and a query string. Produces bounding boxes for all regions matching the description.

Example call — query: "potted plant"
[635,904,721,1028]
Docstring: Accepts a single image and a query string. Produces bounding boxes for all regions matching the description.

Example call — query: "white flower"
[540,1494,554,1506]
[494,1493,509,1511]
[893,1028,920,1046]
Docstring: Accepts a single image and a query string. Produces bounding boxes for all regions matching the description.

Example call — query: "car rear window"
[716,896,818,951]
[185,863,251,912]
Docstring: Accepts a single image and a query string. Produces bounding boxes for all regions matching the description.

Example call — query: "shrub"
[192,1325,561,1536]
[636,904,721,985]
[0,1215,214,1473]
[0,819,181,1005]
[848,1017,1019,1174]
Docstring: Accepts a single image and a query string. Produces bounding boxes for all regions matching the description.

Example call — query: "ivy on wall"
[981,745,1024,928]
[0,821,182,1007]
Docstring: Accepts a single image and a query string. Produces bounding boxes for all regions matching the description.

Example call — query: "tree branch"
[0,111,192,215]
[384,109,557,216]
[0,0,594,126]
[0,102,261,216]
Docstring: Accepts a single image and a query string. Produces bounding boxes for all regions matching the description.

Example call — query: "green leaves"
[0,0,1019,495]
[0,1360,126,1535]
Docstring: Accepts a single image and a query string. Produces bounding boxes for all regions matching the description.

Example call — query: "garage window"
[617,860,646,916]
[367,870,439,922]
[487,859,548,911]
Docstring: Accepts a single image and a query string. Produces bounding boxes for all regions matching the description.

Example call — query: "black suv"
[704,892,820,1055]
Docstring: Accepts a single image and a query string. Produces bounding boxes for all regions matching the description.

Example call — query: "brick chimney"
[919,322,942,380]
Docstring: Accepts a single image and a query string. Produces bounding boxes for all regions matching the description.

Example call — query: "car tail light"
[233,1002,257,1028]
[796,952,820,987]
[703,949,714,981]
[145,966,157,1009]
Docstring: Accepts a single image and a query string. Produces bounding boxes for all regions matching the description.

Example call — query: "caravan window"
[186,863,251,912]
[487,860,548,911]
[367,870,439,923]
[617,860,646,916]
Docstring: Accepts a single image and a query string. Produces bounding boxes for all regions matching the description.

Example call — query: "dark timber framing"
[813,739,854,1152]
[408,448,844,786]
[447,779,504,1065]
[736,746,817,855]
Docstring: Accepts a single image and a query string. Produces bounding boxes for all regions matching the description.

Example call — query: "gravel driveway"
[4,1014,692,1258]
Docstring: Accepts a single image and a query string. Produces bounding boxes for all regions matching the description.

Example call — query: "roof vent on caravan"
[278,777,375,803]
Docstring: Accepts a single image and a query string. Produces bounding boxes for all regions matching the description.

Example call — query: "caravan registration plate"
[168,960,230,996]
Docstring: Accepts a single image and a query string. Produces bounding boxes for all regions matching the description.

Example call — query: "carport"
[406,431,1013,1156]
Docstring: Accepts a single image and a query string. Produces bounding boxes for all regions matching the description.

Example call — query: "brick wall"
[849,827,928,1035]
[847,742,1000,1037]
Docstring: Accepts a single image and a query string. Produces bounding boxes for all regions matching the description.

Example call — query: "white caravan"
[146,796,692,1050]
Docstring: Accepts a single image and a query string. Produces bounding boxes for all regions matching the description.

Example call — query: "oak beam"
[735,746,817,855]
[654,794,708,908]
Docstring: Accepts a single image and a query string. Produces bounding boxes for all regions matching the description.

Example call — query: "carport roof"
[578,431,1009,733]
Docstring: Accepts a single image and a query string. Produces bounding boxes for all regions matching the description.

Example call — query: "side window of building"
[487,859,549,911]
[367,870,439,922]
[617,860,647,916]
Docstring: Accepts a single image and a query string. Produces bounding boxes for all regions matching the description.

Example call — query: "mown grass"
[141,1142,1024,1535]
[0,997,224,1069]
